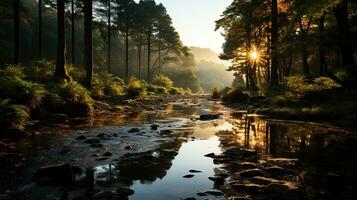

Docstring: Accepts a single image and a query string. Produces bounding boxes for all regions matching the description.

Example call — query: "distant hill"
[190,47,234,92]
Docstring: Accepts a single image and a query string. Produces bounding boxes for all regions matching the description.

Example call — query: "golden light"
[248,47,263,64]
[250,51,259,60]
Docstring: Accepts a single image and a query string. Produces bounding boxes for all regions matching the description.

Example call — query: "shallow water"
[1,98,357,200]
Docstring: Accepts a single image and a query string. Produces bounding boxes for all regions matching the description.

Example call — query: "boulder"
[199,114,221,121]
[208,176,225,184]
[128,128,140,133]
[264,182,304,200]
[204,189,224,196]
[183,174,194,178]
[151,124,159,130]
[231,183,264,193]
[238,169,264,178]
[116,187,134,196]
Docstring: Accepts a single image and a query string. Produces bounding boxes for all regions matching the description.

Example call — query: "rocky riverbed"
[1,96,357,200]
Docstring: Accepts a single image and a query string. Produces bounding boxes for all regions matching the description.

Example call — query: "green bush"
[211,86,220,99]
[52,81,93,116]
[0,64,25,78]
[0,74,46,109]
[0,99,30,131]
[152,75,174,89]
[169,87,188,95]
[285,75,341,93]
[221,87,248,103]
[92,72,125,99]
[24,60,54,82]
[126,77,145,98]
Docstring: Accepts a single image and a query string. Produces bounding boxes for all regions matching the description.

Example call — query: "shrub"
[0,64,25,78]
[92,72,125,99]
[52,81,93,116]
[0,75,46,109]
[285,75,341,93]
[0,99,30,131]
[211,86,220,99]
[169,87,187,95]
[126,77,145,98]
[24,60,54,82]
[67,65,85,82]
[221,87,248,103]
[152,75,174,89]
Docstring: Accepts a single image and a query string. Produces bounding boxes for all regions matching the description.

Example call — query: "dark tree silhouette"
[54,0,69,80]
[84,0,93,88]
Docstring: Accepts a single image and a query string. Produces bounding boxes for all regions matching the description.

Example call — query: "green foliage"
[221,87,248,103]
[24,60,54,82]
[126,77,145,98]
[0,68,46,109]
[152,75,174,89]
[285,75,341,93]
[0,99,30,131]
[51,81,93,116]
[169,87,190,95]
[211,86,221,99]
[0,65,25,78]
[92,72,125,99]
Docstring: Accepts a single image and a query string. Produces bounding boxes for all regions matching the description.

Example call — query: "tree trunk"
[302,45,309,74]
[147,29,151,82]
[334,0,356,77]
[38,0,42,60]
[54,0,69,80]
[107,0,111,73]
[319,14,327,75]
[84,0,93,89]
[125,26,129,79]
[14,0,19,65]
[137,34,142,79]
[266,31,271,83]
[71,0,75,65]
[270,0,279,86]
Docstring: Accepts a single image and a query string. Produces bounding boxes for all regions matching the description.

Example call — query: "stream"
[1,97,357,200]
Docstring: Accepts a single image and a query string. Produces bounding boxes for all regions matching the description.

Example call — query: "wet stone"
[231,183,264,193]
[96,157,109,161]
[238,169,264,178]
[204,189,224,196]
[128,128,140,133]
[213,157,233,164]
[245,176,280,185]
[151,124,159,130]
[124,145,133,150]
[264,182,304,200]
[204,153,216,158]
[264,166,297,177]
[199,114,221,120]
[85,138,100,144]
[160,130,173,135]
[189,169,202,173]
[90,143,104,148]
[266,158,300,169]
[76,135,86,140]
[197,192,208,196]
[183,174,194,178]
[184,197,196,200]
[208,176,225,184]
[33,163,74,184]
[116,187,134,196]
[102,151,112,157]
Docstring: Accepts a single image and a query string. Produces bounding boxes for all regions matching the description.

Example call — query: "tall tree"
[38,0,42,59]
[117,0,135,79]
[84,0,93,88]
[71,0,75,65]
[270,0,279,86]
[14,0,19,65]
[334,0,356,77]
[107,0,111,73]
[54,0,69,80]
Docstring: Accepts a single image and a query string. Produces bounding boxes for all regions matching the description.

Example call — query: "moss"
[152,75,174,89]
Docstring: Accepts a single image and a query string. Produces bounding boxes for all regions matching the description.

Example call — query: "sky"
[137,0,232,54]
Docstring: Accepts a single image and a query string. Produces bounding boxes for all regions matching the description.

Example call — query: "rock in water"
[204,189,224,196]
[33,163,75,184]
[183,174,194,178]
[151,124,159,130]
[238,169,264,178]
[116,187,134,196]
[199,114,221,121]
[128,128,140,133]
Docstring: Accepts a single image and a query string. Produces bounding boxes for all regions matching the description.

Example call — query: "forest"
[0,0,357,200]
